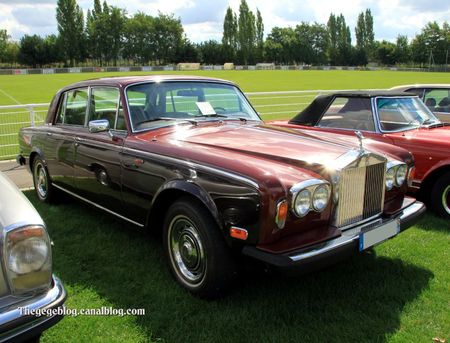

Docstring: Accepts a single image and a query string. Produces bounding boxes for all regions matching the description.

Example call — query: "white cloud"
[0,0,449,42]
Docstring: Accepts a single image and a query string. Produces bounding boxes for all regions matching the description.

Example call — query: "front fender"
[151,179,221,227]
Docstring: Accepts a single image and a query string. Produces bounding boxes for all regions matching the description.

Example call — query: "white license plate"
[359,219,400,251]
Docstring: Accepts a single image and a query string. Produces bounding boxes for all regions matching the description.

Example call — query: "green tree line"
[0,0,449,68]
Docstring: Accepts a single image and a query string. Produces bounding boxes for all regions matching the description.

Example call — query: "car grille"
[334,161,385,228]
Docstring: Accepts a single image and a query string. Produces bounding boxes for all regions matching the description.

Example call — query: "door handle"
[46,132,53,136]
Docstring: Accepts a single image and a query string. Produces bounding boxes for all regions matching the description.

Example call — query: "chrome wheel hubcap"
[35,163,48,198]
[443,185,450,215]
[169,215,205,284]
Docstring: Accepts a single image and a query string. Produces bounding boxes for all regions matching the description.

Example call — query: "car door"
[45,88,89,191]
[314,96,395,145]
[73,86,127,215]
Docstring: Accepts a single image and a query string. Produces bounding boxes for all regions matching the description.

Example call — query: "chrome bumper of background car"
[0,276,66,343]
[242,201,426,271]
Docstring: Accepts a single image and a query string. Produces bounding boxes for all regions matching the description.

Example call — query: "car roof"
[289,91,415,126]
[59,75,236,91]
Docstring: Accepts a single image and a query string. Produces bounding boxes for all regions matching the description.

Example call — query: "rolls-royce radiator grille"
[334,162,385,228]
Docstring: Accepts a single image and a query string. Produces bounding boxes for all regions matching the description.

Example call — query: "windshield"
[126,81,261,131]
[377,97,441,132]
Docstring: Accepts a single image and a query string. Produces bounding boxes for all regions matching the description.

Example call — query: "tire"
[430,171,450,219]
[163,197,237,299]
[32,157,55,203]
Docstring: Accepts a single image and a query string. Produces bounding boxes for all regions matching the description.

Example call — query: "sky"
[0,0,449,43]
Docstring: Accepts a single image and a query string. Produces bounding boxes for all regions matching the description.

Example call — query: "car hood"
[392,125,450,142]
[151,121,379,168]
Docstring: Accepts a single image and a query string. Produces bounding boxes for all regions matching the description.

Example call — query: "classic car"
[390,84,450,122]
[0,172,66,342]
[17,76,425,298]
[270,91,450,219]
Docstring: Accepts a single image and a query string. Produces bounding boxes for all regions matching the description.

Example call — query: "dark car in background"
[17,76,425,298]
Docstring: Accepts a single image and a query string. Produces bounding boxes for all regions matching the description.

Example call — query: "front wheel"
[32,157,55,203]
[430,172,450,219]
[163,197,237,299]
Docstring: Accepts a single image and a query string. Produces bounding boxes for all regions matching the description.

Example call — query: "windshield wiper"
[193,114,228,118]
[136,117,198,126]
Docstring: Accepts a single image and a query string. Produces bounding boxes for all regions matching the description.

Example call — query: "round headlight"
[312,185,330,212]
[294,189,311,217]
[8,237,49,275]
[386,167,395,190]
[395,164,407,186]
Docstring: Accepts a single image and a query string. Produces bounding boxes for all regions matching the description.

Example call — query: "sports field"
[0,70,449,342]
[1,69,449,159]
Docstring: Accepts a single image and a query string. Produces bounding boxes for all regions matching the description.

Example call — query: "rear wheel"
[163,197,237,299]
[430,172,450,219]
[32,157,55,203]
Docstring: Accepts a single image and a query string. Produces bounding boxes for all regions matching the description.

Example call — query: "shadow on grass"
[27,192,433,343]
[414,213,450,233]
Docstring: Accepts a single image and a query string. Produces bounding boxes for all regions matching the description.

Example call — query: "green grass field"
[0,70,449,342]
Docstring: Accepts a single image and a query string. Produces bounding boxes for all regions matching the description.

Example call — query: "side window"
[89,87,120,129]
[61,88,89,125]
[318,97,375,131]
[115,101,127,130]
[424,89,450,113]
[55,93,67,124]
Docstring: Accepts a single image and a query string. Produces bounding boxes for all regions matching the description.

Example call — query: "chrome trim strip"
[52,184,144,227]
[288,201,424,262]
[122,147,260,189]
[0,276,65,326]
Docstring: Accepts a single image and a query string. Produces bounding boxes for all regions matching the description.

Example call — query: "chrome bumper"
[242,200,426,270]
[0,276,66,342]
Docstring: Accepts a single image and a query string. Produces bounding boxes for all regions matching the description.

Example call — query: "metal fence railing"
[0,89,381,160]
[0,103,48,160]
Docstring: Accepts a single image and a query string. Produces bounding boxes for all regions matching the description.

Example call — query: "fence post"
[28,105,35,126]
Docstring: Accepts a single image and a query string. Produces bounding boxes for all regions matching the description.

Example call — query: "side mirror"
[88,119,110,133]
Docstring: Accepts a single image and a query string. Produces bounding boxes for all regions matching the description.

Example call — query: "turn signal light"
[275,200,288,229]
[230,227,248,240]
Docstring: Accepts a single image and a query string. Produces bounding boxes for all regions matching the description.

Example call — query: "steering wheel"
[213,107,226,114]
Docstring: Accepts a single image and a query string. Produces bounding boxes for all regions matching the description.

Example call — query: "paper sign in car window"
[196,102,216,115]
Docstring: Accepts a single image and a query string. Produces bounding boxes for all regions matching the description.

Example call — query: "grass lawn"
[25,191,449,343]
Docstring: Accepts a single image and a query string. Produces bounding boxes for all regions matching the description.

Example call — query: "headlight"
[4,225,52,293]
[386,167,395,190]
[313,185,330,212]
[395,164,407,186]
[386,162,408,190]
[291,179,331,217]
[293,189,311,217]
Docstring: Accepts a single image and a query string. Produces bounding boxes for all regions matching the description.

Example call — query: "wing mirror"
[88,119,110,133]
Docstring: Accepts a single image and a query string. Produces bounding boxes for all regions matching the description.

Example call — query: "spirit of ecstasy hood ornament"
[355,130,365,152]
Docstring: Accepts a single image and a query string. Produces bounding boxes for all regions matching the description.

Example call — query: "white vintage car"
[0,172,65,342]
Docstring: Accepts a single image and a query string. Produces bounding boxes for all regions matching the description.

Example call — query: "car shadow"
[27,192,433,343]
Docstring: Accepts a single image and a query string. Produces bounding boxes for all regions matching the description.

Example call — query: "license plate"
[359,219,400,251]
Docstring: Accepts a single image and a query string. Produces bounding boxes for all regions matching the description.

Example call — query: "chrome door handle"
[46,132,53,136]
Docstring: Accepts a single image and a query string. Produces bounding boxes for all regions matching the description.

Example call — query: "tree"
[0,30,8,62]
[152,13,184,64]
[335,14,352,65]
[395,35,411,64]
[176,38,199,63]
[376,40,396,65]
[355,9,374,62]
[237,0,256,64]
[56,0,86,65]
[19,35,45,67]
[122,12,154,64]
[108,7,126,65]
[199,40,223,64]
[222,7,238,62]
[295,22,328,65]
[265,27,297,64]
[255,9,264,63]
[327,14,338,65]
[4,42,20,66]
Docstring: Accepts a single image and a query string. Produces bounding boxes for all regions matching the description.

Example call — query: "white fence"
[0,89,379,160]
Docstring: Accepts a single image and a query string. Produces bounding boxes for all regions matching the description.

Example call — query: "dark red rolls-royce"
[18,76,425,298]
[271,91,450,219]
